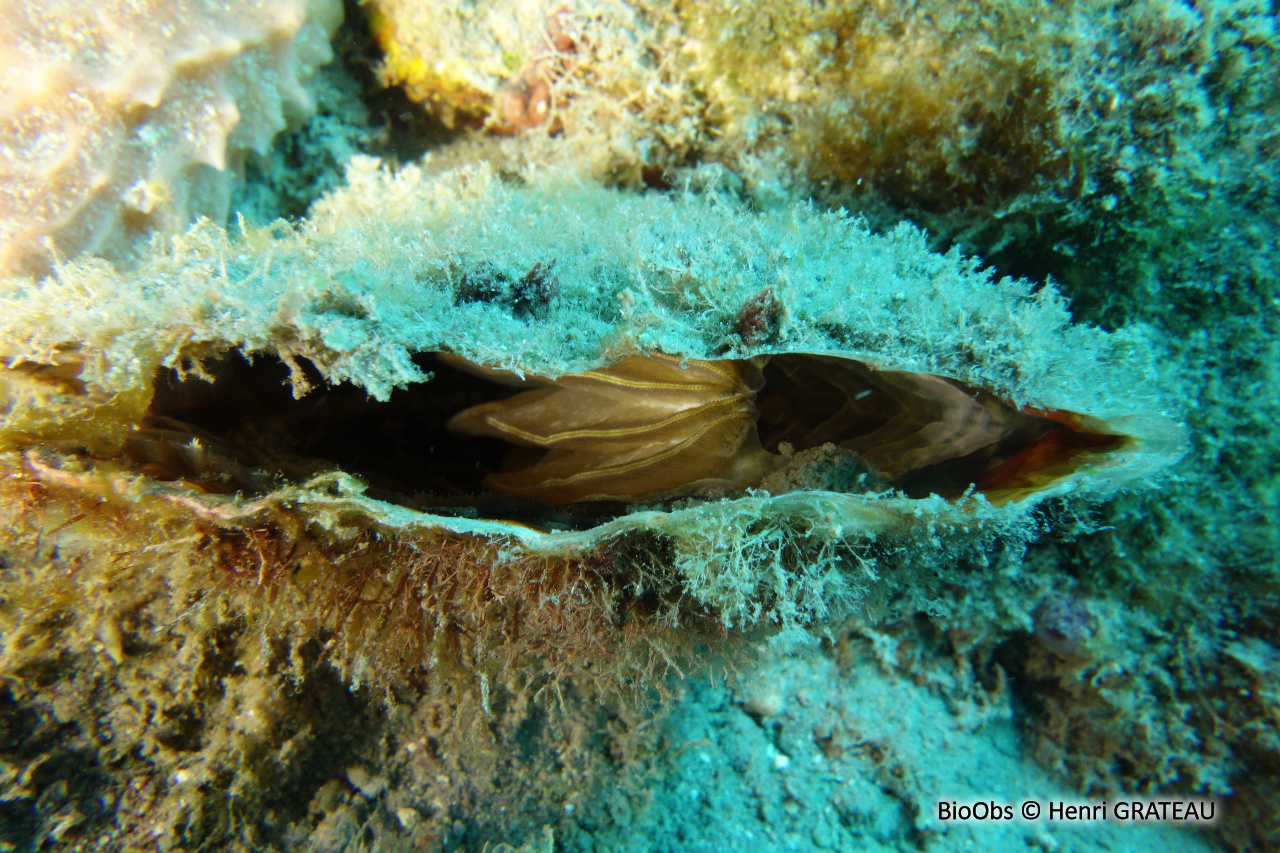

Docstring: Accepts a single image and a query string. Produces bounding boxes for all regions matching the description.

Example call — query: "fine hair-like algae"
[366,0,1278,329]
[0,159,1184,700]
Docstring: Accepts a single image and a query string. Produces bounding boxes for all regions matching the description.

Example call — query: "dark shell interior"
[130,351,1124,528]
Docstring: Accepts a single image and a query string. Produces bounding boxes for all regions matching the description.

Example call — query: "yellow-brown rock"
[368,0,1069,209]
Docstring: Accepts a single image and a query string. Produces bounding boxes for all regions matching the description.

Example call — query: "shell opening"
[116,350,1126,524]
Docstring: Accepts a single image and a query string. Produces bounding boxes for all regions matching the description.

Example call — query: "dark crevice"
[138,352,624,530]
[337,0,464,165]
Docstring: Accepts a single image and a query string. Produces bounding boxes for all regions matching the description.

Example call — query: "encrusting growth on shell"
[0,159,1186,691]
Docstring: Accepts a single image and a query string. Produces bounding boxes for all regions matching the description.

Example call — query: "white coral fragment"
[0,0,342,276]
